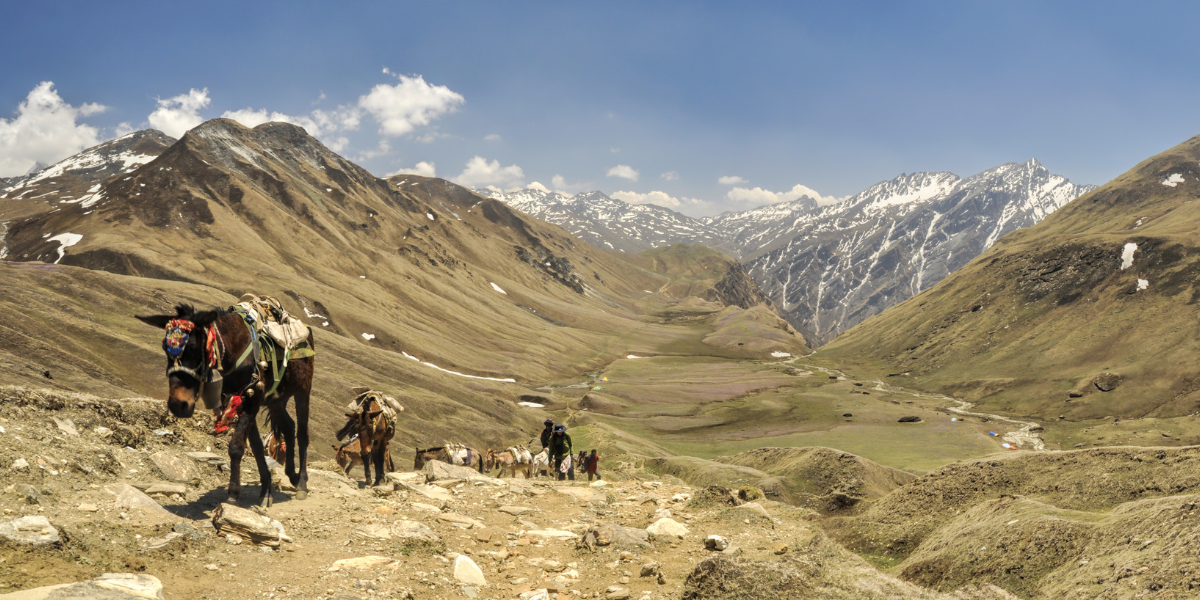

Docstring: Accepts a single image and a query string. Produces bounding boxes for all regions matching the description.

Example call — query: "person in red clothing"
[584,449,601,481]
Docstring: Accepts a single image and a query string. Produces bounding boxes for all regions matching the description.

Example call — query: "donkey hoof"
[294,490,308,501]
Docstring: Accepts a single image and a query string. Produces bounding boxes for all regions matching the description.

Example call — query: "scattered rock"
[605,585,631,600]
[14,483,40,505]
[520,590,550,600]
[352,524,392,541]
[587,523,651,548]
[556,487,606,503]
[640,562,660,577]
[149,451,201,483]
[331,555,394,570]
[374,505,395,515]
[734,502,771,520]
[390,520,440,542]
[499,505,535,516]
[646,518,689,539]
[842,413,853,417]
[10,458,29,472]
[898,416,923,423]
[773,542,789,555]
[173,521,207,541]
[526,529,580,539]
[1094,372,1122,392]
[438,512,484,528]
[372,482,395,496]
[6,573,164,599]
[396,481,454,503]
[105,484,176,523]
[184,451,226,466]
[453,554,487,586]
[410,501,444,512]
[721,546,742,557]
[145,482,188,496]
[143,531,184,550]
[52,417,78,436]
[78,503,99,512]
[94,426,113,438]
[212,503,290,547]
[705,535,729,550]
[1068,392,1083,399]
[0,515,60,547]
[111,424,145,448]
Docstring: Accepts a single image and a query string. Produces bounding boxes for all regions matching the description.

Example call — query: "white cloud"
[0,82,107,177]
[660,171,679,181]
[148,88,210,138]
[726,183,842,206]
[355,140,392,161]
[550,174,592,194]
[454,155,525,190]
[221,104,361,151]
[387,161,436,177]
[606,164,639,181]
[484,133,501,141]
[718,175,748,185]
[611,190,698,209]
[414,129,450,144]
[112,122,135,138]
[359,71,465,137]
[527,181,551,193]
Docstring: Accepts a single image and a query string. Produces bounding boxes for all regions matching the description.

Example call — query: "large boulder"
[0,515,60,547]
[0,573,164,599]
[646,518,690,539]
[422,460,485,482]
[1093,372,1122,392]
[453,554,487,586]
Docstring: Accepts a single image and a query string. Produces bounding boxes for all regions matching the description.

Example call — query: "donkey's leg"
[229,407,264,503]
[372,444,387,486]
[293,386,311,499]
[245,415,273,508]
[270,400,299,486]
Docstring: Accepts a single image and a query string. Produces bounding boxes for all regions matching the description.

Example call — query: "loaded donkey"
[138,294,315,506]
[336,388,403,486]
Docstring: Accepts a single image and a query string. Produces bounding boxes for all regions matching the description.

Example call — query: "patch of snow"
[322,321,329,326]
[47,233,82,264]
[490,282,507,294]
[626,355,644,359]
[1137,278,1149,291]
[427,212,435,221]
[770,351,791,358]
[360,275,366,279]
[303,307,326,320]
[1120,243,1137,270]
[401,351,516,383]
[1162,174,1185,187]
[517,402,544,408]
[361,333,376,341]
[325,188,332,192]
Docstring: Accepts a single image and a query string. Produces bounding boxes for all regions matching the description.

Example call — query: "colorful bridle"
[162,318,220,380]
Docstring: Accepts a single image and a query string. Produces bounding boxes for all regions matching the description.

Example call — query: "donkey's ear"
[345,412,358,419]
[368,410,383,418]
[136,314,173,328]
[191,310,222,327]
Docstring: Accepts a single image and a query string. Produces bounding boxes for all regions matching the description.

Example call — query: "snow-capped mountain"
[480,188,738,255]
[741,159,1095,345]
[0,130,175,216]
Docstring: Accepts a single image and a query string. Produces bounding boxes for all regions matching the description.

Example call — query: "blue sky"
[2,1,1198,216]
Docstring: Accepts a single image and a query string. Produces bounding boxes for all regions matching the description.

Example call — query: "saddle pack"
[230,294,315,398]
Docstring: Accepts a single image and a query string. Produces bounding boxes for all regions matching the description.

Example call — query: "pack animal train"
[336,391,401,486]
[414,444,484,472]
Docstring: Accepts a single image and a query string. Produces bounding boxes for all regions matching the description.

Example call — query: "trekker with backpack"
[549,424,574,481]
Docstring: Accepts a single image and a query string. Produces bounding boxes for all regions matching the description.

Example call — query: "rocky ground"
[0,386,1026,600]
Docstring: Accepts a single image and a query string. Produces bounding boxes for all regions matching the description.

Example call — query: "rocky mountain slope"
[483,188,738,256]
[0,130,175,223]
[735,161,1095,345]
[818,133,1200,421]
[0,121,804,457]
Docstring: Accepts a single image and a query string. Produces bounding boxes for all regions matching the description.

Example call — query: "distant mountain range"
[483,159,1095,345]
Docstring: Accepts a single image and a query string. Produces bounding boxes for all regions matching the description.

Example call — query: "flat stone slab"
[390,520,440,542]
[438,512,484,529]
[525,529,580,539]
[0,573,163,599]
[453,555,487,586]
[554,487,606,503]
[105,484,176,523]
[330,556,395,570]
[646,518,689,539]
[397,481,453,503]
[144,483,187,496]
[0,515,60,547]
[149,451,200,483]
[498,505,534,516]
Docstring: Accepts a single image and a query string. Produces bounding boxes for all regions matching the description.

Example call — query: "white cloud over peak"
[611,190,697,209]
[526,181,551,193]
[718,175,748,185]
[387,161,436,178]
[359,71,464,137]
[660,171,680,181]
[484,133,501,141]
[0,82,107,177]
[148,88,210,138]
[551,174,592,194]
[726,183,842,206]
[606,164,639,181]
[454,155,525,190]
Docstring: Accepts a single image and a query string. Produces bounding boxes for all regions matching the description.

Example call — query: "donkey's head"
[137,304,223,418]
